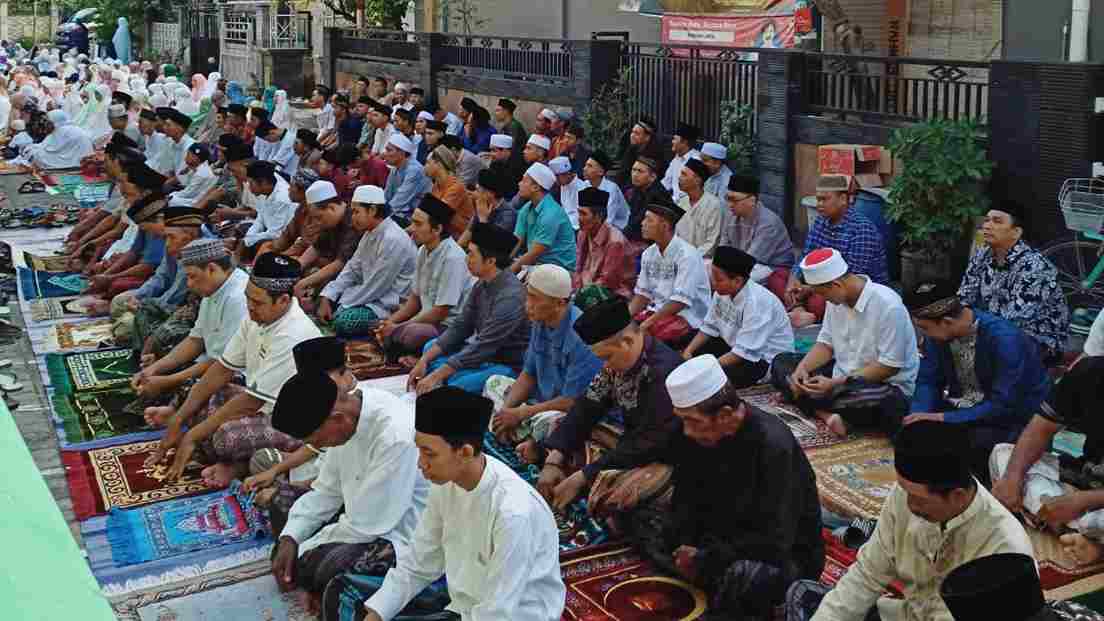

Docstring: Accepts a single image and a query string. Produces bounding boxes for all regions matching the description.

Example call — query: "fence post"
[420,32,443,106]
[570,40,622,115]
[756,49,805,230]
[322,27,339,92]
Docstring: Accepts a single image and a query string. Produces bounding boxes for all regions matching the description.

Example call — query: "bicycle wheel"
[1041,238,1104,311]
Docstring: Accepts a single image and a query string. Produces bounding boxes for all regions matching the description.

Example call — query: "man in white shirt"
[254,120,299,178]
[168,144,218,208]
[630,199,712,346]
[580,150,630,231]
[157,107,196,188]
[242,160,298,257]
[367,99,395,157]
[269,369,429,605]
[661,122,701,203]
[108,102,141,145]
[549,155,586,229]
[674,157,724,258]
[157,252,323,487]
[770,248,918,438]
[682,246,794,388]
[342,386,565,621]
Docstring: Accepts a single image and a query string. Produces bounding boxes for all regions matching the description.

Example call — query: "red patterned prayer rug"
[737,386,864,450]
[345,338,407,380]
[560,543,708,620]
[1026,528,1104,599]
[807,437,896,521]
[819,529,859,588]
[62,440,212,519]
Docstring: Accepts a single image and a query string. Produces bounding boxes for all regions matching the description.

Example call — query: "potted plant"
[885,117,992,291]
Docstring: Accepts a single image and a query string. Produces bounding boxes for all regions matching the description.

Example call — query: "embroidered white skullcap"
[527,134,551,152]
[799,248,849,286]
[548,156,572,175]
[525,163,556,191]
[489,134,513,149]
[417,110,434,122]
[352,185,386,205]
[11,120,25,131]
[666,354,728,409]
[108,103,127,118]
[527,264,572,300]
[701,142,727,161]
[305,180,338,205]
[387,132,416,155]
[539,108,558,122]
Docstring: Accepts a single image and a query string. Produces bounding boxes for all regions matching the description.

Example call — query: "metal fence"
[437,35,574,87]
[333,28,420,62]
[619,42,758,141]
[804,53,990,123]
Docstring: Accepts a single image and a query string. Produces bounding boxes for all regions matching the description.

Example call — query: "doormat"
[52,386,150,446]
[807,437,896,522]
[106,481,271,566]
[46,346,138,393]
[18,266,90,300]
[44,317,116,351]
[62,440,211,520]
[29,296,96,322]
[560,543,707,620]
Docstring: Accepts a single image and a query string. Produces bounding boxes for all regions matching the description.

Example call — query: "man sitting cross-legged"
[627,354,824,619]
[990,357,1104,568]
[486,264,604,457]
[134,238,248,418]
[408,222,531,396]
[377,196,474,364]
[771,248,918,438]
[904,280,1051,483]
[682,246,794,388]
[785,421,1033,621]
[538,297,682,513]
[155,253,323,487]
[267,369,430,613]
[573,187,635,303]
[327,386,565,621]
[318,185,417,338]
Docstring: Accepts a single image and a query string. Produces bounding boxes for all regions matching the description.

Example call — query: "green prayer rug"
[53,387,148,445]
[46,347,138,394]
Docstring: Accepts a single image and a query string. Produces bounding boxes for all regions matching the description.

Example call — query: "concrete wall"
[443,0,660,41]
[1003,0,1104,63]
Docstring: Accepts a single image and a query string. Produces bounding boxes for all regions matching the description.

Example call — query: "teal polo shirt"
[514,194,577,271]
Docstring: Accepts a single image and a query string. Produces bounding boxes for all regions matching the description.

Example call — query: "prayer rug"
[110,565,317,621]
[29,296,95,322]
[52,386,150,446]
[23,250,72,272]
[18,266,89,300]
[807,437,896,522]
[560,543,708,620]
[819,528,858,588]
[46,347,138,393]
[346,337,407,380]
[483,431,609,552]
[737,386,862,450]
[44,317,116,351]
[1029,529,1104,599]
[106,481,271,566]
[62,440,211,520]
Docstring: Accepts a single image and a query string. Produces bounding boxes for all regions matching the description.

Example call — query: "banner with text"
[662,14,796,48]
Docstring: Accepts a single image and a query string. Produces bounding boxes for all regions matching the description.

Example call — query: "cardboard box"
[818,144,892,188]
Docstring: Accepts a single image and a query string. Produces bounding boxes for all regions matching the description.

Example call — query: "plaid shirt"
[798,208,889,284]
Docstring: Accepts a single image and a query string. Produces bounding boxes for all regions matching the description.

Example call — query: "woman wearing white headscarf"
[270,89,292,130]
[202,72,221,100]
[79,85,112,144]
[23,109,92,169]
[174,84,198,115]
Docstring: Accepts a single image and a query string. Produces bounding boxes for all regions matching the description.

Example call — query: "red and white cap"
[799,248,849,285]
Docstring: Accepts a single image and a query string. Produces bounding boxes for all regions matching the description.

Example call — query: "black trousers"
[697,336,771,389]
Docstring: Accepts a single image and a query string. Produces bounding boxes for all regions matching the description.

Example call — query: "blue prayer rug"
[18,266,89,300]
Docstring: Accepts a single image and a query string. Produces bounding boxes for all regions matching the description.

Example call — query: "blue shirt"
[384,158,432,221]
[798,208,889,284]
[523,306,604,403]
[912,310,1051,425]
[515,194,577,271]
[462,125,494,155]
[129,230,166,266]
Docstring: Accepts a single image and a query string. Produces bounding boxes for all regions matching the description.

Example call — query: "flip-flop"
[0,373,23,393]
[17,181,45,194]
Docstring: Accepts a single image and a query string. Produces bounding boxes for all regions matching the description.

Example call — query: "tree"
[321,0,412,29]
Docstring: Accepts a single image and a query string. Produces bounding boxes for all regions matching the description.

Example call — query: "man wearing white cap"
[382,131,432,224]
[655,354,824,618]
[549,155,586,229]
[486,264,603,452]
[700,141,733,200]
[286,179,364,307]
[770,248,918,438]
[524,133,551,165]
[484,133,525,200]
[511,162,577,275]
[319,185,417,337]
[535,108,558,138]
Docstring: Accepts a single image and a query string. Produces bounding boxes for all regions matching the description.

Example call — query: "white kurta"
[169,161,218,207]
[674,191,724,258]
[365,456,566,621]
[556,177,588,230]
[243,175,298,247]
[700,280,794,363]
[635,235,713,329]
[661,148,700,203]
[282,384,429,558]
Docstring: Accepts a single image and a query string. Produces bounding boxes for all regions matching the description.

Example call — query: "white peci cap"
[525,162,556,191]
[305,180,338,205]
[799,248,849,286]
[489,134,513,149]
[665,354,728,409]
[548,156,572,175]
[352,185,386,205]
[527,264,572,299]
[701,142,727,161]
[527,134,551,152]
[387,132,416,155]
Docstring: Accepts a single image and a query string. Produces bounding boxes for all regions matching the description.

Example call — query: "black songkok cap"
[218,133,243,149]
[940,553,1055,621]
[460,97,477,113]
[893,421,972,487]
[272,372,338,440]
[992,198,1026,226]
[440,134,462,151]
[227,103,248,117]
[578,187,609,210]
[126,192,168,223]
[293,336,347,375]
[674,122,701,143]
[497,98,516,112]
[415,386,493,437]
[416,194,455,226]
[112,90,132,107]
[425,120,447,132]
[246,160,278,180]
[155,106,174,119]
[903,280,962,320]
[250,252,302,293]
[123,163,167,191]
[107,131,138,151]
[369,99,392,117]
[250,107,269,121]
[255,121,277,138]
[476,169,508,198]
[683,158,709,182]
[139,109,158,121]
[588,150,612,172]
[575,297,633,345]
[728,174,759,195]
[470,222,517,257]
[162,207,206,228]
[162,108,193,130]
[224,142,254,163]
[187,143,212,163]
[712,246,756,278]
[296,128,320,150]
[645,197,686,224]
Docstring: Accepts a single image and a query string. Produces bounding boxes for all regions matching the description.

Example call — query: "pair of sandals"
[17,180,46,194]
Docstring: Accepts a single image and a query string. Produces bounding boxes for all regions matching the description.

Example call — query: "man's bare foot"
[144,406,174,427]
[825,413,849,438]
[516,439,540,464]
[397,355,419,369]
[1060,533,1104,566]
[201,463,242,487]
[789,308,817,329]
[255,487,278,508]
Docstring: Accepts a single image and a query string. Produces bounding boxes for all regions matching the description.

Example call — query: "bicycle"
[1041,178,1104,335]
